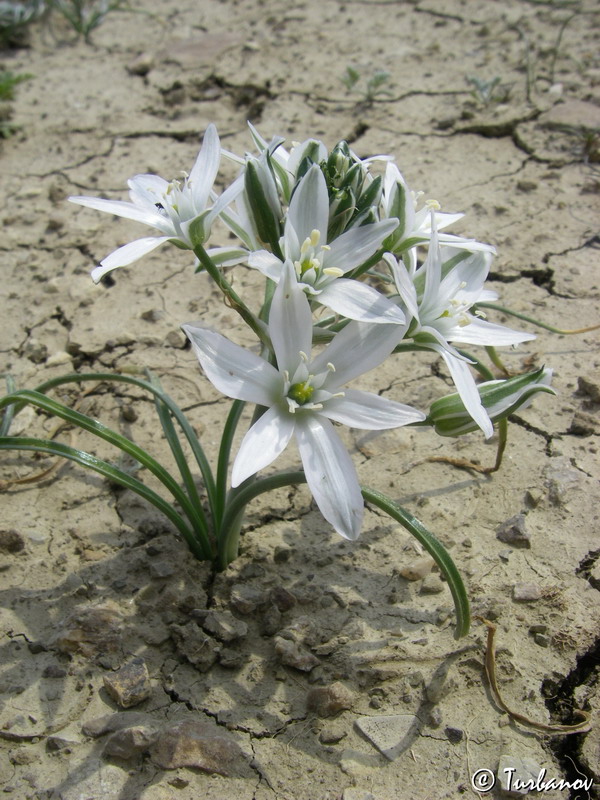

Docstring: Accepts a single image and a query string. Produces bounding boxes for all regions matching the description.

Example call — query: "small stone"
[170,623,220,671]
[141,308,163,322]
[270,585,297,612]
[524,488,543,508]
[203,610,248,642]
[149,719,252,777]
[399,557,435,581]
[54,601,124,657]
[103,725,157,759]
[497,754,542,796]
[273,545,291,563]
[496,514,530,548]
[274,637,320,672]
[512,583,541,602]
[164,330,187,349]
[529,624,548,635]
[82,712,158,738]
[230,584,265,614]
[319,723,347,744]
[260,603,282,636]
[0,530,25,554]
[307,682,355,717]
[420,575,444,594]
[534,633,550,648]
[355,715,419,761]
[46,735,76,752]
[121,405,138,422]
[577,376,600,404]
[445,726,463,743]
[127,52,154,76]
[516,180,537,192]
[218,647,245,669]
[103,658,152,708]
[42,665,67,679]
[569,411,599,436]
[46,350,73,367]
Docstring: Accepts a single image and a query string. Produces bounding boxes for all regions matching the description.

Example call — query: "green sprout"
[467,75,511,107]
[341,66,393,104]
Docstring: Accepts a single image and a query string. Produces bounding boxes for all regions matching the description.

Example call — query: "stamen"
[326,362,336,372]
[425,198,441,211]
[310,229,321,248]
[323,267,344,277]
[298,351,309,363]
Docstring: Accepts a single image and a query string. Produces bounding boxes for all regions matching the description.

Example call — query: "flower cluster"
[69,123,550,540]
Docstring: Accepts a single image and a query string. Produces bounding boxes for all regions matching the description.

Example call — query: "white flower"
[69,124,244,282]
[387,216,535,438]
[381,162,495,268]
[248,164,404,325]
[183,262,425,540]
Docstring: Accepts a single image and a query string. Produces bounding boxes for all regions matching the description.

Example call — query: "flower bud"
[243,154,282,247]
[428,367,555,437]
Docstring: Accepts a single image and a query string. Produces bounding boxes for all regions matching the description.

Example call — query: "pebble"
[497,754,542,796]
[126,52,154,76]
[569,411,599,436]
[218,647,245,669]
[577,375,600,404]
[229,584,265,614]
[149,718,252,777]
[306,682,355,717]
[270,585,297,611]
[103,658,152,708]
[0,529,25,554]
[82,712,159,738]
[169,623,220,671]
[534,633,550,648]
[54,601,124,658]
[202,610,248,642]
[496,513,530,548]
[354,715,419,761]
[319,723,347,744]
[103,725,157,759]
[260,603,282,636]
[512,583,542,602]
[274,637,320,672]
[399,557,435,581]
[445,726,463,743]
[45,350,73,367]
[420,575,444,594]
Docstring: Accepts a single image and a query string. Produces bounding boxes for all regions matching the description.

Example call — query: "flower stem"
[194,243,271,348]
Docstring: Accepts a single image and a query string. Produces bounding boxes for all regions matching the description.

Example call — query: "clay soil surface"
[1,1,599,798]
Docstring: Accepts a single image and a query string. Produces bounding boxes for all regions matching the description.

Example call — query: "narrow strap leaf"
[29,372,218,515]
[0,389,211,556]
[0,436,208,560]
[145,370,211,548]
[361,487,470,639]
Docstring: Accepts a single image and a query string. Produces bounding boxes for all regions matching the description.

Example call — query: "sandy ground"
[1,1,599,798]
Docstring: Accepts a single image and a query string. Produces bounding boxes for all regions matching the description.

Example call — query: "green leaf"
[0,436,207,560]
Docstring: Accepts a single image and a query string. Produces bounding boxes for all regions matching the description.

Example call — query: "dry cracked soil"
[1,1,599,799]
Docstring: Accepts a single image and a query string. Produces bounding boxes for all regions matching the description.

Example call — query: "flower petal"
[324,388,425,429]
[385,253,420,320]
[127,174,170,209]
[288,164,329,243]
[296,415,364,540]
[231,406,295,486]
[323,219,398,273]
[91,236,171,282]
[317,279,406,325]
[269,261,313,373]
[69,195,168,229]
[440,350,493,438]
[448,318,536,347]
[312,321,404,388]
[189,123,221,210]
[248,250,284,282]
[182,325,281,406]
